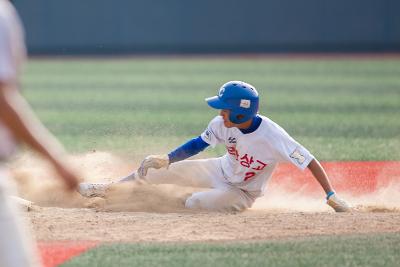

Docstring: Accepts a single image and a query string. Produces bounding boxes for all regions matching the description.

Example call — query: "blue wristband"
[326,191,335,200]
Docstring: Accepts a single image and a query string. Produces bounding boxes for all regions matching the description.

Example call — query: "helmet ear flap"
[236,114,245,121]
[229,110,250,124]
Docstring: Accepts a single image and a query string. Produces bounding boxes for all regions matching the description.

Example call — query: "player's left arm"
[271,125,351,212]
[307,158,333,194]
[307,158,351,212]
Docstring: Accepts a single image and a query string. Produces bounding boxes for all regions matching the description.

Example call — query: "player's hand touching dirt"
[326,192,351,212]
[307,159,350,212]
[138,154,169,178]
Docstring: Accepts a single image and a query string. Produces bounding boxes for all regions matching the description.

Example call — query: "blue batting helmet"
[205,81,259,124]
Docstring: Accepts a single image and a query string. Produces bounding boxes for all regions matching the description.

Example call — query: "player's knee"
[230,203,248,212]
[185,193,250,212]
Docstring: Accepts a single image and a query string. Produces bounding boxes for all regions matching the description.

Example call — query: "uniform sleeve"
[0,2,26,84]
[271,126,314,170]
[200,116,224,148]
[168,136,209,164]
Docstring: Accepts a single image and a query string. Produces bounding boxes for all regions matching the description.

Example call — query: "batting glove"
[138,154,170,178]
[326,192,351,212]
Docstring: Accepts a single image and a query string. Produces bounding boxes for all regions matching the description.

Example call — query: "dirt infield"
[10,151,400,243]
[26,208,400,243]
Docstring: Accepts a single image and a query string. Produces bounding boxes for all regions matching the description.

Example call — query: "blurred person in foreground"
[0,0,80,266]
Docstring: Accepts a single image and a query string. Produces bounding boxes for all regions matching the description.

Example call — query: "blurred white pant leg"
[0,168,40,267]
[145,158,255,211]
[145,158,222,188]
[185,186,255,212]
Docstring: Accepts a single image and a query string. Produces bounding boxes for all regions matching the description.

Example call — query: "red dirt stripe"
[269,161,400,196]
[38,241,98,267]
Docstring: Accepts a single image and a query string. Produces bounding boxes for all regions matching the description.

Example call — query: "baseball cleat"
[78,182,112,198]
[327,194,351,212]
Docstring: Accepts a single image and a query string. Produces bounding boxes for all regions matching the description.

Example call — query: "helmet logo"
[218,87,225,97]
[240,99,251,108]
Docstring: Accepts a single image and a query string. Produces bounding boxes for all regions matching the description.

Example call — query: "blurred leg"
[144,158,255,211]
[0,170,41,267]
[185,187,255,212]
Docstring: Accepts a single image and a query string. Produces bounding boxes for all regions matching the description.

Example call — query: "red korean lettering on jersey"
[244,172,256,181]
[226,147,268,182]
[245,160,268,181]
[251,160,268,171]
[240,153,254,168]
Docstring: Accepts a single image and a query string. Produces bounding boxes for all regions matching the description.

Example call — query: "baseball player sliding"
[79,81,350,212]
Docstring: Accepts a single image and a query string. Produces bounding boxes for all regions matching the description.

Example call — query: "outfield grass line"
[28,52,400,61]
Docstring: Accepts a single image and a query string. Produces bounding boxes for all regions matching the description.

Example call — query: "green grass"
[22,57,400,160]
[24,58,400,265]
[62,233,400,267]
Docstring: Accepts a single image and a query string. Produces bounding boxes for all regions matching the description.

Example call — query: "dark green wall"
[14,0,400,54]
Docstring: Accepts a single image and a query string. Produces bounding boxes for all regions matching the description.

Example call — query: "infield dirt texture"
[10,56,400,266]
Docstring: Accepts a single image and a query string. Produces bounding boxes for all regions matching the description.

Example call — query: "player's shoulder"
[0,1,15,21]
[258,115,292,138]
[208,115,224,126]
[259,115,283,131]
[0,1,21,36]
[205,116,230,137]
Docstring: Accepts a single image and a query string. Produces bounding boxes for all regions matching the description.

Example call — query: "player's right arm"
[137,137,210,177]
[0,82,80,191]
[137,116,223,177]
[0,3,80,191]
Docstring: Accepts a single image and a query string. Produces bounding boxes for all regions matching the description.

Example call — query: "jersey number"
[244,172,256,181]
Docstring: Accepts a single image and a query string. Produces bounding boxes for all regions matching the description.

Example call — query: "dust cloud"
[10,151,195,212]
[9,151,400,213]
[251,184,400,213]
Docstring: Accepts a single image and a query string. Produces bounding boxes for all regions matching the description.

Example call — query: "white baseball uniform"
[0,1,41,266]
[0,0,24,160]
[144,115,314,212]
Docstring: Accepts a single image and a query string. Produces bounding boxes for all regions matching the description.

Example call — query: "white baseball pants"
[0,167,40,267]
[144,158,255,212]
